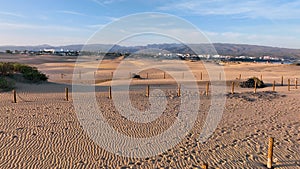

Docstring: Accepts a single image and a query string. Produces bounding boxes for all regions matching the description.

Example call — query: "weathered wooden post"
[65,87,69,101]
[12,90,16,103]
[146,85,150,97]
[111,72,113,79]
[254,80,257,93]
[200,72,203,80]
[108,86,112,99]
[267,137,274,169]
[288,79,290,91]
[177,84,181,97]
[146,73,149,79]
[239,74,241,80]
[206,82,209,96]
[260,74,263,81]
[272,81,275,92]
[295,78,298,89]
[231,82,235,94]
[201,163,208,169]
[163,72,166,79]
[281,76,283,86]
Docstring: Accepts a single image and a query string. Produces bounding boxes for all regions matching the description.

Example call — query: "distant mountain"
[1,43,300,59]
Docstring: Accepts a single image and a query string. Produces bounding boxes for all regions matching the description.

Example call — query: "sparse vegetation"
[0,62,48,90]
[240,77,265,88]
[0,76,15,91]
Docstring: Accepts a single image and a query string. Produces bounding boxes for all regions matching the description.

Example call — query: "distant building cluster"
[3,48,80,56]
[176,53,284,63]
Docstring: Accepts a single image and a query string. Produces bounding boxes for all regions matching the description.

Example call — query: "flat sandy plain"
[0,54,299,168]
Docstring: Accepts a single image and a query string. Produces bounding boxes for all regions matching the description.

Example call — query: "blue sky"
[0,0,300,48]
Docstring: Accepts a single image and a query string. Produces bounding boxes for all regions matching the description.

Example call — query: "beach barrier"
[231,82,235,94]
[295,78,298,89]
[200,72,203,80]
[206,82,209,96]
[267,137,274,168]
[273,81,276,92]
[65,87,69,101]
[108,86,112,99]
[177,84,181,97]
[288,79,290,91]
[281,76,283,86]
[146,85,150,97]
[12,90,16,103]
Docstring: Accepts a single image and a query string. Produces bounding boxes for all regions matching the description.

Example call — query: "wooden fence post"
[65,87,69,101]
[108,86,112,99]
[288,79,290,91]
[260,74,263,81]
[281,76,283,86]
[146,85,150,97]
[239,74,241,80]
[206,82,209,96]
[267,137,274,169]
[163,72,166,79]
[146,73,149,79]
[295,78,298,89]
[177,84,181,97]
[254,80,257,93]
[272,81,275,92]
[231,82,235,94]
[12,90,16,103]
[200,72,203,80]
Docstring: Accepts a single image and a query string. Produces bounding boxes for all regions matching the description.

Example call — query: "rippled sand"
[0,55,299,168]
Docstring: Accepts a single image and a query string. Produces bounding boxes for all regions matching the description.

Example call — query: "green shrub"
[0,62,14,75]
[0,76,15,91]
[0,62,48,83]
[22,69,48,82]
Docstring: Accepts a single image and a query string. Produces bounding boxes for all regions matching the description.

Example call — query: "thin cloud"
[91,0,124,7]
[0,11,25,18]
[158,0,300,20]
[0,22,90,32]
[57,10,88,17]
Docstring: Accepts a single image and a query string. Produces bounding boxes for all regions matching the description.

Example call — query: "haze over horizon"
[1,0,300,49]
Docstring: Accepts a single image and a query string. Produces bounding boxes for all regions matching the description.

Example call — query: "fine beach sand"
[0,55,299,168]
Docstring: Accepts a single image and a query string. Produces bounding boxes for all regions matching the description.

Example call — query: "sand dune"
[0,56,299,168]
